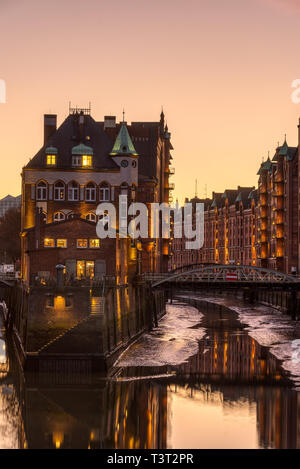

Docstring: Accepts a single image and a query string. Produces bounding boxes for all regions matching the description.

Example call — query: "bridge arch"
[148,264,300,288]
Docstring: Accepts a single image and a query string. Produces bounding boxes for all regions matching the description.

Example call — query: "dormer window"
[82,155,92,167]
[71,143,93,168]
[47,154,56,166]
[45,146,58,166]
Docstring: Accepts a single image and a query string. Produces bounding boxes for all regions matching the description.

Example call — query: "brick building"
[170,187,257,270]
[170,118,300,275]
[21,107,174,285]
[256,137,298,274]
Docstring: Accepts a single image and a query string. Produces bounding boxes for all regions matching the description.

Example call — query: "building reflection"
[21,381,167,449]
[0,323,300,448]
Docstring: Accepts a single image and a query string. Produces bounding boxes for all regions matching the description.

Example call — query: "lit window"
[82,155,92,167]
[44,238,55,247]
[53,212,65,222]
[54,182,65,200]
[90,239,100,248]
[86,182,96,202]
[36,182,47,201]
[56,239,67,248]
[47,154,56,165]
[77,239,88,248]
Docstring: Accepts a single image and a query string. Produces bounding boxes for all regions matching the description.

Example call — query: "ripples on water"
[0,299,300,449]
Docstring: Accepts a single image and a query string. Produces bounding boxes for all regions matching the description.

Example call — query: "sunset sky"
[1,0,300,203]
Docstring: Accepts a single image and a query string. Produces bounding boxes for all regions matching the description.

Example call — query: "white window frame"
[53,212,65,222]
[86,213,97,222]
[68,182,79,201]
[99,186,110,201]
[72,156,81,167]
[54,182,65,201]
[36,182,47,201]
[86,184,96,202]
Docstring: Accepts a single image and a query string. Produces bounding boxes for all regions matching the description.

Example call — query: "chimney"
[44,114,57,144]
[104,116,116,129]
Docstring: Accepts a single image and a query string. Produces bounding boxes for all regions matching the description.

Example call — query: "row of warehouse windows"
[35,181,112,202]
[44,238,100,248]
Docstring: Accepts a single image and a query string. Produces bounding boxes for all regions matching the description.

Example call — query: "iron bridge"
[144,265,300,288]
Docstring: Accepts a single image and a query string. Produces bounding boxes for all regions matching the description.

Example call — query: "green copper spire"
[110,122,138,156]
[279,137,288,156]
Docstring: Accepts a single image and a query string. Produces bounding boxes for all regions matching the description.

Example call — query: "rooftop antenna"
[122,108,125,123]
[204,184,207,199]
[195,179,198,198]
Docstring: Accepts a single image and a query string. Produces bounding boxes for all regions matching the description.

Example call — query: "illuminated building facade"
[21,108,174,285]
[256,134,298,274]
[171,119,300,275]
[170,187,257,270]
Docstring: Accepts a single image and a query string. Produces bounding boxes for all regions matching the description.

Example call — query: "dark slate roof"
[26,114,119,170]
[188,197,212,211]
[26,113,166,180]
[222,189,238,205]
[248,188,258,203]
[210,192,223,209]
[235,186,255,208]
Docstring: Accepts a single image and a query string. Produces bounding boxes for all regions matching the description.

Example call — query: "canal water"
[0,297,300,449]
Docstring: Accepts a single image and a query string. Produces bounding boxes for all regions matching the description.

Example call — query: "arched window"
[99,182,110,201]
[68,181,79,201]
[36,181,47,201]
[86,212,97,223]
[86,182,96,202]
[53,212,65,222]
[54,181,65,201]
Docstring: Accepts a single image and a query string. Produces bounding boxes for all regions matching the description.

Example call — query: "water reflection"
[0,302,300,448]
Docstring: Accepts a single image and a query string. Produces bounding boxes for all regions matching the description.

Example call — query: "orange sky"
[1,0,300,203]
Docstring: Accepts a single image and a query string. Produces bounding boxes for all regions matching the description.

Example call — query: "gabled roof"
[25,112,169,179]
[110,122,138,156]
[25,114,119,170]
[235,187,255,207]
[222,189,238,205]
[278,139,288,156]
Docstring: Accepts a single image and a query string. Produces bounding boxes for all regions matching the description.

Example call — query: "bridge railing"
[143,265,300,286]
